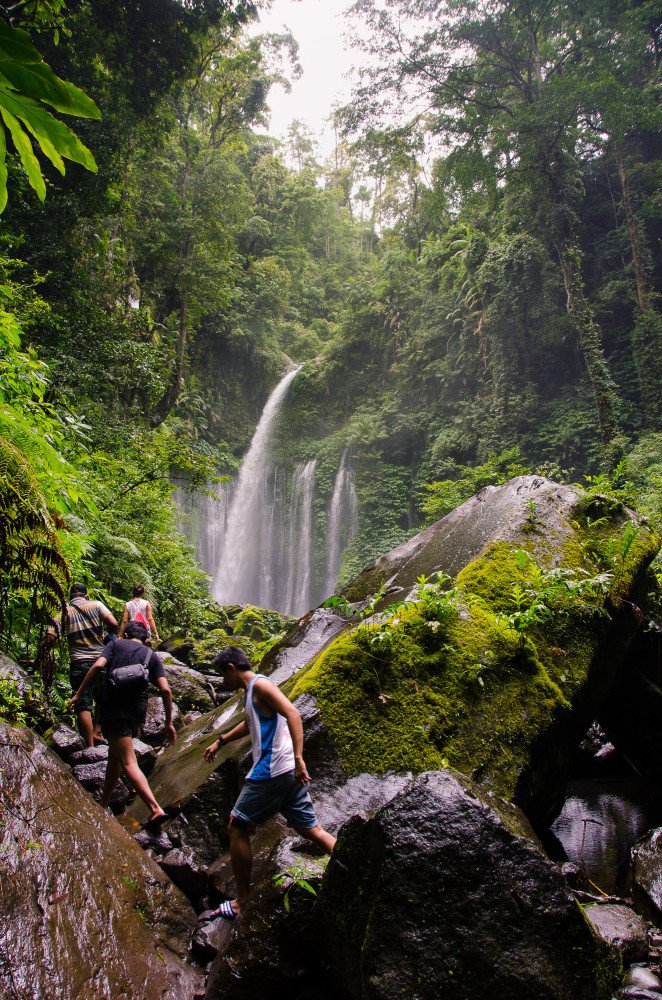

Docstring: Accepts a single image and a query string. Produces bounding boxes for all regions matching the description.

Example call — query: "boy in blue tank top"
[203,646,336,919]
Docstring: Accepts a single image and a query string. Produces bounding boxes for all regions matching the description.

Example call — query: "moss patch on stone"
[291,516,660,803]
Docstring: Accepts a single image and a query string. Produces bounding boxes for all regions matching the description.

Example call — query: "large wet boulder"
[0,721,203,1000]
[292,476,660,825]
[584,904,648,965]
[317,769,620,1000]
[204,770,412,1000]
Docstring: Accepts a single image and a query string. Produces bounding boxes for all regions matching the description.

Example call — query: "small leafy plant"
[273,858,328,913]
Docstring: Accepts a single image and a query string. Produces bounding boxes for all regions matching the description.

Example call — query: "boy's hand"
[294,756,310,785]
[204,739,220,762]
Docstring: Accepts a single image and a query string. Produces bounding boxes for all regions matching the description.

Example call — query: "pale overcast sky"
[249,0,360,159]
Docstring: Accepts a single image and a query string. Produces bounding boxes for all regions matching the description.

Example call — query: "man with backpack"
[67,620,176,827]
[46,582,118,747]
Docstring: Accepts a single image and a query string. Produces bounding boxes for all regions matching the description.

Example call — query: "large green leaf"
[0,104,45,199]
[0,19,100,118]
[0,87,96,171]
[0,18,100,208]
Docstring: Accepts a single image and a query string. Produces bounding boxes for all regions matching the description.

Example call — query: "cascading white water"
[325,449,359,595]
[176,374,362,615]
[214,367,301,609]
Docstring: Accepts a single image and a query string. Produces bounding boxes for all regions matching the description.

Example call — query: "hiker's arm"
[118,607,128,637]
[155,676,176,744]
[204,720,248,761]
[68,656,107,709]
[257,681,309,785]
[145,602,159,643]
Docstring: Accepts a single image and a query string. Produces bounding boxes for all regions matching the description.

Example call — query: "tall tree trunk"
[615,142,648,312]
[556,241,619,447]
[149,298,188,428]
[615,142,662,428]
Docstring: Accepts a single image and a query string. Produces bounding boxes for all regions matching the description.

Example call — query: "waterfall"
[211,367,323,616]
[325,449,359,595]
[176,373,362,616]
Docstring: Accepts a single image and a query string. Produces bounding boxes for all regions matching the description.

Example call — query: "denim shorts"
[69,664,98,714]
[231,771,318,831]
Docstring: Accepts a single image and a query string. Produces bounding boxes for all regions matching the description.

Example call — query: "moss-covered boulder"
[190,628,256,669]
[291,476,660,825]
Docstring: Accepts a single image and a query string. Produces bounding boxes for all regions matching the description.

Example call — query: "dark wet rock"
[166,764,242,865]
[204,821,330,1000]
[41,722,84,762]
[561,860,591,891]
[340,476,590,608]
[0,721,203,999]
[183,710,203,725]
[159,846,210,902]
[168,641,195,664]
[191,912,232,963]
[632,828,662,920]
[134,829,174,854]
[157,629,187,653]
[70,759,129,810]
[617,989,662,999]
[584,904,648,965]
[154,653,216,713]
[260,607,350,684]
[69,743,109,765]
[623,967,662,991]
[141,694,182,745]
[316,770,620,1000]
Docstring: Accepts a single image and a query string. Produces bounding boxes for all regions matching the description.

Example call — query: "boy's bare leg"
[228,823,253,913]
[77,709,95,748]
[295,823,336,853]
[103,735,163,818]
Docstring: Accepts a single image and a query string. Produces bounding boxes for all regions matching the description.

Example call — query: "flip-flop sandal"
[141,812,168,831]
[208,900,238,920]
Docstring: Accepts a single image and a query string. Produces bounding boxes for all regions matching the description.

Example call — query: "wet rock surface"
[160,845,210,903]
[341,475,585,608]
[260,607,351,684]
[584,904,648,965]
[156,653,217,713]
[632,828,662,920]
[0,721,203,1000]
[42,722,84,762]
[316,769,620,1000]
[141,694,182,745]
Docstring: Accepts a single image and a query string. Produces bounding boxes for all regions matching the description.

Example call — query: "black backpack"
[108,644,152,692]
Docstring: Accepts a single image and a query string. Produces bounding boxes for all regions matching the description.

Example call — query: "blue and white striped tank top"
[244,674,295,780]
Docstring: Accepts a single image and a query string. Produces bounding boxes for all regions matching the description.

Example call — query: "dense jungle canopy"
[3,0,662,713]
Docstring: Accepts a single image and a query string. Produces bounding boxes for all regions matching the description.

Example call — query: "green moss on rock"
[291,513,660,812]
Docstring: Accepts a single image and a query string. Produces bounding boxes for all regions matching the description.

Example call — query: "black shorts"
[101,719,141,739]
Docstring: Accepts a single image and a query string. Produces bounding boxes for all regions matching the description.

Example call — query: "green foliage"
[273,858,327,913]
[420,447,532,522]
[0,18,100,210]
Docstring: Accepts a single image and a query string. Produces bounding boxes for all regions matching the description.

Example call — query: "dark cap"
[70,583,88,598]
